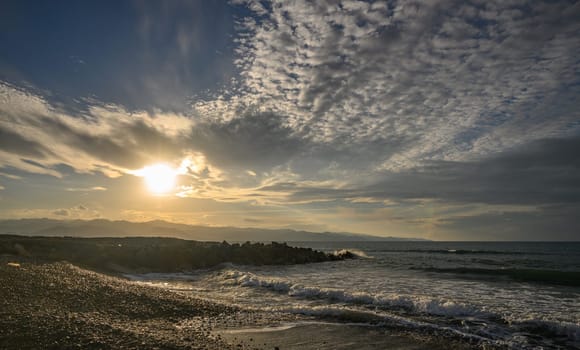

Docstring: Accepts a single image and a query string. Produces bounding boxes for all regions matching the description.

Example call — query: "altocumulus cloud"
[203,0,580,170]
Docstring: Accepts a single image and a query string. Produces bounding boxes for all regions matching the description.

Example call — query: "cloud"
[0,172,21,180]
[4,1,577,189]
[203,0,580,171]
[258,135,580,207]
[368,136,580,206]
[2,206,102,220]
[0,126,49,158]
[0,1,578,239]
[436,204,580,241]
[189,112,305,171]
[244,218,263,223]
[52,209,69,216]
[65,186,107,192]
[0,82,194,177]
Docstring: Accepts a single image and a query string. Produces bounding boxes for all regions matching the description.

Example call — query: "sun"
[138,163,177,195]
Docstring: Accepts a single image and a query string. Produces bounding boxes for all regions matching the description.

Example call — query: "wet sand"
[220,323,435,350]
[217,322,475,350]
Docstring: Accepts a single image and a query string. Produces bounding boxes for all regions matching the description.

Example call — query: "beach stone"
[0,257,240,349]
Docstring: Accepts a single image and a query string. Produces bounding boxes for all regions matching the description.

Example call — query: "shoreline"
[217,322,457,350]
[0,255,466,350]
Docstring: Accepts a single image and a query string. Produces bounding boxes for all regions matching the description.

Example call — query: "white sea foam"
[256,305,514,349]
[220,270,485,318]
[333,249,373,259]
[126,241,580,350]
[215,269,580,348]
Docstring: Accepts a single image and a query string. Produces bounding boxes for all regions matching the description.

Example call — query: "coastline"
[1,256,458,349]
[4,239,577,349]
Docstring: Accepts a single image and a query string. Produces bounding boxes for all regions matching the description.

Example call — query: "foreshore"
[4,256,412,350]
[1,256,472,350]
[0,236,364,349]
[1,255,259,349]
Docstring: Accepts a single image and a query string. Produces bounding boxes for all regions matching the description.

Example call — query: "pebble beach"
[0,256,451,350]
[0,256,254,349]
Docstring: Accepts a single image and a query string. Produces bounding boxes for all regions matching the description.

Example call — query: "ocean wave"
[220,270,485,317]
[333,248,373,259]
[259,305,517,349]
[386,249,533,255]
[258,296,580,349]
[513,319,580,343]
[418,267,580,287]
[147,268,579,349]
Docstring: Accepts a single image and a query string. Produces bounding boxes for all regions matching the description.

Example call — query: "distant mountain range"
[0,218,428,242]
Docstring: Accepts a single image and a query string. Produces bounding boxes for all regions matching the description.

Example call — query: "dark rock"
[0,235,343,274]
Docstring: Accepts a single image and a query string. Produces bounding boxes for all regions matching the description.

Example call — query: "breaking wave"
[217,269,580,349]
[333,249,372,259]
[220,270,486,317]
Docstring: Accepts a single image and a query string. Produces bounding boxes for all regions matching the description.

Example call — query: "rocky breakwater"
[0,235,346,274]
[0,235,350,348]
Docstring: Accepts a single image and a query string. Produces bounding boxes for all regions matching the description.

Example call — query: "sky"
[0,0,579,241]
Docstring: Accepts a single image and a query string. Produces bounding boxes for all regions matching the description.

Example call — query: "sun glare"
[138,163,177,195]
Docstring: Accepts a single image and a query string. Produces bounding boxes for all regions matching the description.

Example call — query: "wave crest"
[220,270,483,317]
[333,249,372,259]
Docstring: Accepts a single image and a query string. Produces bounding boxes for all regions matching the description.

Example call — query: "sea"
[127,241,580,349]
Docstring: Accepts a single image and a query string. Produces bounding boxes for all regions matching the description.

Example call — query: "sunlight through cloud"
[135,163,178,195]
